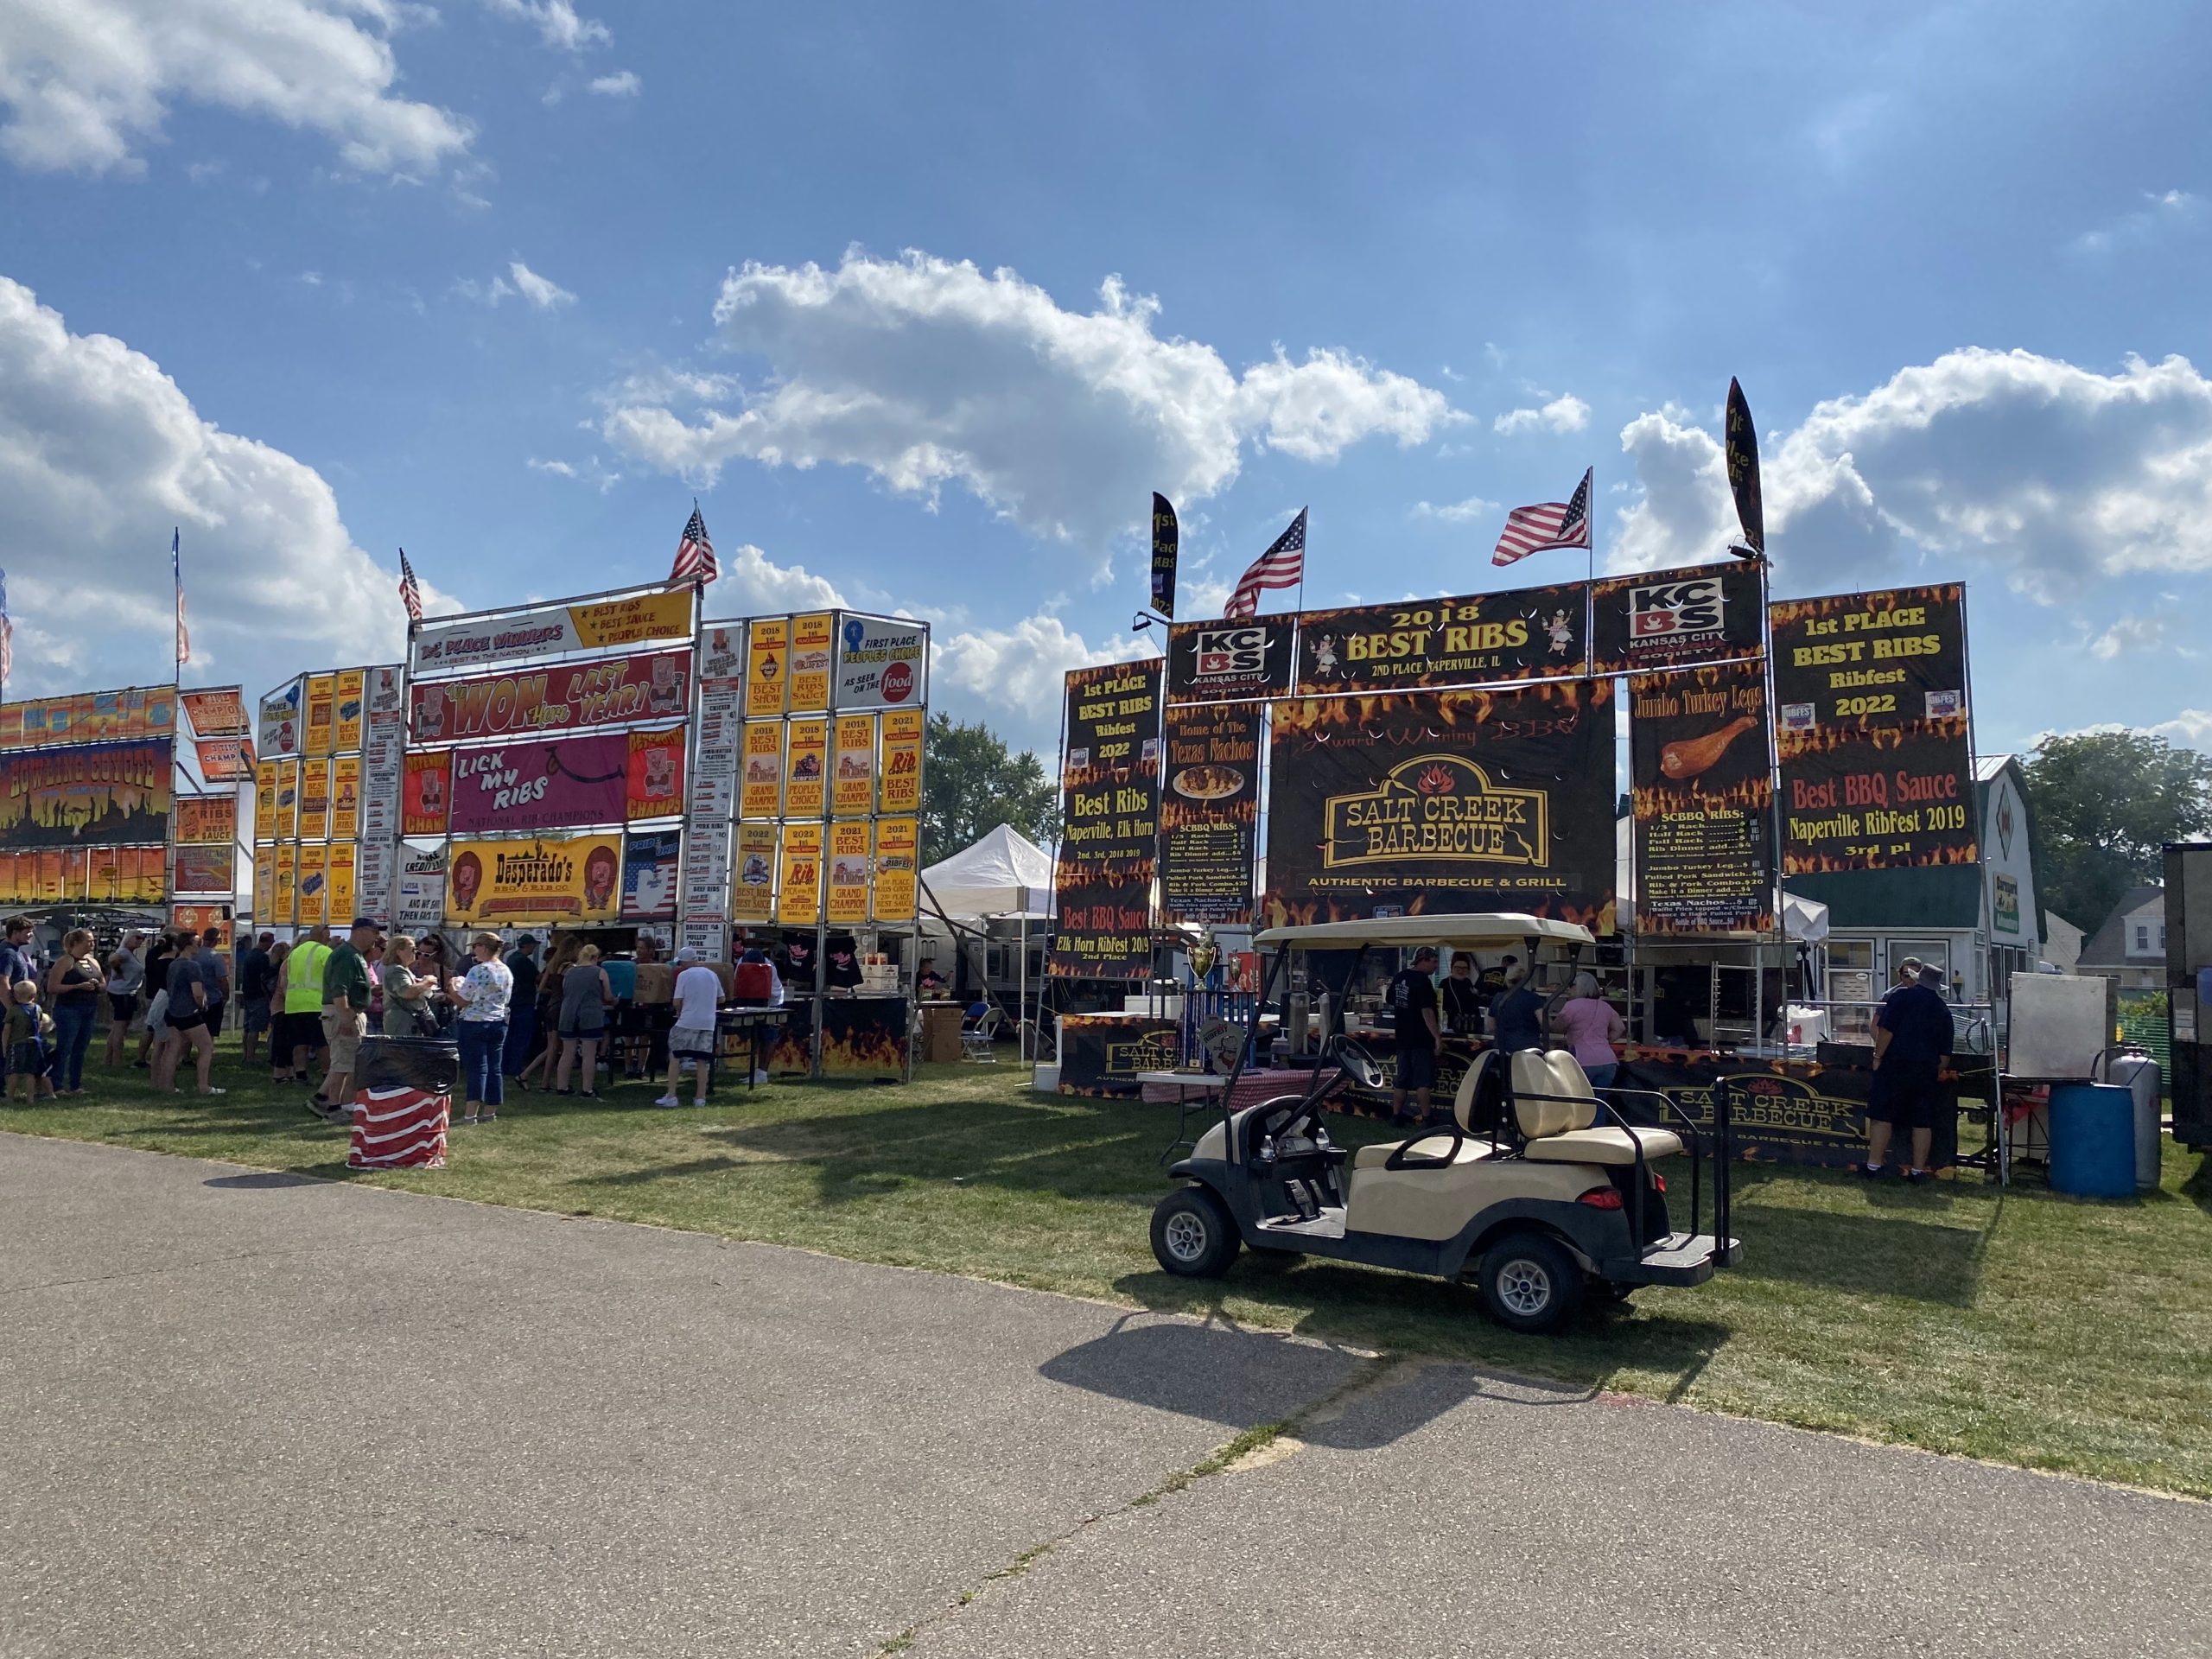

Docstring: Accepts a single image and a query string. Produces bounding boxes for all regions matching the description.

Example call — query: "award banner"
[305,674,336,756]
[880,709,923,814]
[785,718,829,817]
[180,687,248,737]
[1294,584,1587,695]
[1771,586,1976,874]
[331,756,362,840]
[741,721,784,818]
[745,618,789,718]
[779,822,823,925]
[194,738,254,783]
[620,828,682,921]
[832,613,928,709]
[448,732,627,835]
[624,725,687,821]
[0,738,172,849]
[731,823,778,923]
[327,842,357,923]
[1262,682,1616,929]
[297,757,331,842]
[253,760,278,840]
[410,589,695,671]
[789,613,835,712]
[446,835,622,926]
[827,822,871,924]
[1592,563,1766,677]
[402,751,451,836]
[334,669,366,752]
[1166,618,1295,705]
[172,844,232,894]
[298,842,328,927]
[395,844,446,933]
[0,684,175,750]
[1630,663,1776,937]
[272,758,299,840]
[408,648,693,746]
[832,715,875,817]
[271,842,296,925]
[1159,702,1261,925]
[873,817,918,922]
[1051,662,1161,980]
[176,796,237,845]
[257,678,303,759]
[699,622,745,687]
[1150,493,1179,620]
[1048,868,1154,980]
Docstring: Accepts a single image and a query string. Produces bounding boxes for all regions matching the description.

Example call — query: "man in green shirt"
[317,917,380,1122]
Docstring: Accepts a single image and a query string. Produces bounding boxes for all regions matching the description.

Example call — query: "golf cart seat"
[1351,1050,1502,1170]
[1510,1050,1684,1166]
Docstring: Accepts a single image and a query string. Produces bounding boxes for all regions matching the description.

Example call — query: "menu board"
[1770,586,1976,874]
[1050,661,1162,979]
[1629,663,1776,937]
[1166,618,1296,705]
[880,709,924,814]
[1592,563,1766,677]
[1262,681,1615,930]
[1294,583,1586,694]
[1158,702,1262,925]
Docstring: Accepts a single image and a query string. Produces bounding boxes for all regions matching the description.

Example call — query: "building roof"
[1974,753,2012,783]
[2075,884,2166,969]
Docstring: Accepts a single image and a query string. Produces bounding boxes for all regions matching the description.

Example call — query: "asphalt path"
[3,1132,2203,1657]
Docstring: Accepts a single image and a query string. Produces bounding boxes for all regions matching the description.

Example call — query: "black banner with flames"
[1262,683,1615,929]
[1159,702,1261,925]
[1630,662,1776,937]
[1052,662,1162,979]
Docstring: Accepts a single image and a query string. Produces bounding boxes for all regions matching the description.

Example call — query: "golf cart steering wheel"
[1332,1036,1388,1092]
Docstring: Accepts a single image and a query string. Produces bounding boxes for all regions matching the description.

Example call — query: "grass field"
[10,1041,2212,1497]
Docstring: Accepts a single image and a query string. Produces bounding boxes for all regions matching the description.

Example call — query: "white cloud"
[484,0,609,52]
[2090,615,2170,659]
[2149,711,2212,750]
[2070,189,2203,257]
[1611,348,2212,601]
[1411,495,1498,524]
[0,0,473,177]
[454,273,516,306]
[588,70,639,97]
[702,543,847,617]
[525,454,619,492]
[0,275,448,693]
[506,260,575,310]
[933,613,1154,745]
[1493,393,1590,435]
[601,251,1458,560]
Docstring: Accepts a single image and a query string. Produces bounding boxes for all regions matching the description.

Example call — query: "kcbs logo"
[1628,577,1725,640]
[1194,626,1268,677]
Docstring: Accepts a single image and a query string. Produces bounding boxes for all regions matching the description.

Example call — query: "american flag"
[398,549,423,624]
[1224,508,1306,620]
[172,528,190,667]
[1491,468,1593,565]
[669,503,717,586]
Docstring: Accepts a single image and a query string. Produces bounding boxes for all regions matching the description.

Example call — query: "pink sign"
[447,733,630,835]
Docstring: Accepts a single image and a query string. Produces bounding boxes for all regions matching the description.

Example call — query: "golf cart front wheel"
[1151,1186,1241,1278]
[1478,1231,1584,1334]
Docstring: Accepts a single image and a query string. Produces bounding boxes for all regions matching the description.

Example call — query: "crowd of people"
[1385,950,1629,1127]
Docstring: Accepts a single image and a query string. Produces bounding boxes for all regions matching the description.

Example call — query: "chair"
[1351,1050,1501,1171]
[961,1007,1003,1063]
[1507,1049,1684,1164]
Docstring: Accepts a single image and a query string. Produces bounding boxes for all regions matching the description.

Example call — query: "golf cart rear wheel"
[1478,1231,1584,1334]
[1151,1186,1241,1278]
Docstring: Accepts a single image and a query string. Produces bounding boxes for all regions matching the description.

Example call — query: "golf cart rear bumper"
[1602,1233,1741,1287]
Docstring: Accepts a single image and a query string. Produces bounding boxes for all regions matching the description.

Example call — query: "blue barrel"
[2048,1083,2137,1198]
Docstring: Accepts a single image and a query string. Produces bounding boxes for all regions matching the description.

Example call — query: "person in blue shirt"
[1865,963,1954,1183]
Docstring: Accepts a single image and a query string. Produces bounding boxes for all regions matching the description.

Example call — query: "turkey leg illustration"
[1660,715,1756,779]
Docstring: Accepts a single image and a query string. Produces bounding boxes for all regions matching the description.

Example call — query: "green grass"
[10,1041,2212,1497]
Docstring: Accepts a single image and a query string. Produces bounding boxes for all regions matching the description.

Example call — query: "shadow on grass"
[1729,1203,1990,1306]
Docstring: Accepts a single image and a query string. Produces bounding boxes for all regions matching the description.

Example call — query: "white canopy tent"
[917,823,1054,925]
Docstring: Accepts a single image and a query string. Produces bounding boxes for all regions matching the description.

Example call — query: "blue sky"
[2,0,2209,757]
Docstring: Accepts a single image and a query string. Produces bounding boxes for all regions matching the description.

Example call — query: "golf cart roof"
[1254,914,1596,951]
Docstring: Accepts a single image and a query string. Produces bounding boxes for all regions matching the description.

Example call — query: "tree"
[2020,730,2212,931]
[921,713,1060,868]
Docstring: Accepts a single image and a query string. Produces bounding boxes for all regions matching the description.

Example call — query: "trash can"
[347,1035,460,1170]
[2047,1082,2136,1198]
[2095,1047,2164,1190]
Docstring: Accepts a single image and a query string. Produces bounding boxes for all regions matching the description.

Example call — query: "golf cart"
[1149,914,1740,1332]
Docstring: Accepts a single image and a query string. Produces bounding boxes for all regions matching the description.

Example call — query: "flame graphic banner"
[0,737,173,850]
[1262,683,1614,929]
[1630,662,1777,937]
[1052,661,1163,979]
[1159,702,1261,925]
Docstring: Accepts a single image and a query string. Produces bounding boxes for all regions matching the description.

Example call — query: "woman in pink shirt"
[1552,972,1626,1090]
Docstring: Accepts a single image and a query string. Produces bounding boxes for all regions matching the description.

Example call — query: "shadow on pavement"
[1038,1314,1363,1431]
[203,1170,324,1189]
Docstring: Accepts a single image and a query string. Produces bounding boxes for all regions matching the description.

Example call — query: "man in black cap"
[1386,946,1444,1126]
[1864,963,1953,1183]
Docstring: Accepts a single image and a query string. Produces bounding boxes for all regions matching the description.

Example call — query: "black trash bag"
[356,1034,461,1094]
